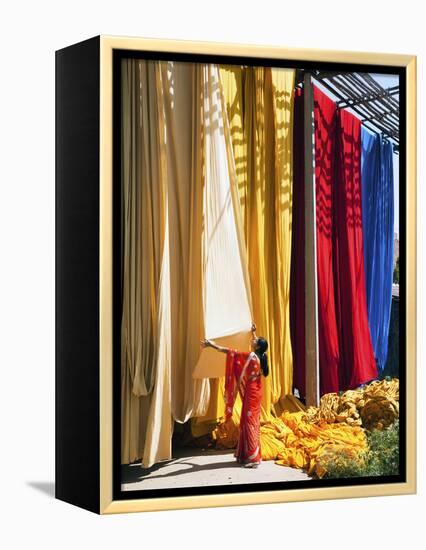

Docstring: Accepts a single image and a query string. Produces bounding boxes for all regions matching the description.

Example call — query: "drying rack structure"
[297,68,400,151]
[297,68,400,406]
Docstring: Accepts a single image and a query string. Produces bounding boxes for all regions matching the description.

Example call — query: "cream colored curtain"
[158,62,211,423]
[122,60,215,465]
[121,59,172,465]
[202,64,253,340]
[219,65,295,411]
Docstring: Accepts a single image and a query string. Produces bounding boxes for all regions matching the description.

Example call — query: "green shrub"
[319,420,399,479]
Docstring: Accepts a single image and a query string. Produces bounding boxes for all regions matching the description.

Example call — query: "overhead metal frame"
[308,69,400,152]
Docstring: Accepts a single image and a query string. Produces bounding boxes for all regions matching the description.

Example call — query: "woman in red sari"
[201,324,269,468]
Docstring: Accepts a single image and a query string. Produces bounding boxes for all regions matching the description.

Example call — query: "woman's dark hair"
[255,337,269,377]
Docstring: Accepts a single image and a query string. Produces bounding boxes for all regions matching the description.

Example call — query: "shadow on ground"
[26,481,55,498]
[122,451,239,485]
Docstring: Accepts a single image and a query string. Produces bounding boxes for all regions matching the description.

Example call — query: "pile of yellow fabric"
[304,378,399,430]
[361,378,399,430]
[261,412,368,478]
[213,379,398,478]
[213,410,367,478]
[214,418,240,450]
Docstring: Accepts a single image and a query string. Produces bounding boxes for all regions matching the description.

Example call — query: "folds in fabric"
[121,59,166,399]
[313,86,341,395]
[191,65,254,434]
[158,62,211,423]
[361,128,395,372]
[219,65,295,411]
[121,61,256,460]
[334,107,377,389]
[311,86,377,394]
[121,59,172,465]
[201,65,253,342]
[122,60,218,465]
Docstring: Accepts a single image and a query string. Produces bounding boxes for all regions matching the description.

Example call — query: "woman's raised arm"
[200,339,229,354]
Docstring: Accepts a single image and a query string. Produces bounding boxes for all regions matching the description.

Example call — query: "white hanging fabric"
[193,65,253,379]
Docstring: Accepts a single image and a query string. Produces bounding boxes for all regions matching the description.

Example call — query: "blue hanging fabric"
[361,127,395,373]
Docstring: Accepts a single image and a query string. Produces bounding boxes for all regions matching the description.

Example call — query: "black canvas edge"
[55,35,101,514]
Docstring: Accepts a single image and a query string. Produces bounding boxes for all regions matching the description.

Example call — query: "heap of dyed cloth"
[213,409,368,478]
[213,379,398,478]
[261,411,368,478]
[304,378,399,430]
[361,379,399,430]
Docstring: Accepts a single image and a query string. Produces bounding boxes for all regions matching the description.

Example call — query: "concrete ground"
[121,447,311,491]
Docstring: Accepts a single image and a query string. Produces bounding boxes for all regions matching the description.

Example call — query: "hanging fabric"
[313,86,341,395]
[361,128,395,372]
[201,64,253,343]
[191,64,254,436]
[121,59,296,465]
[122,59,257,462]
[120,59,172,465]
[333,107,378,389]
[121,59,166,399]
[290,87,306,400]
[312,86,377,394]
[158,61,211,423]
[219,65,295,412]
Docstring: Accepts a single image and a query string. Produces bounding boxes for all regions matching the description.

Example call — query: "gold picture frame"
[56,35,416,514]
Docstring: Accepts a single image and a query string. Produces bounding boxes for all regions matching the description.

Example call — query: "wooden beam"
[303,73,320,407]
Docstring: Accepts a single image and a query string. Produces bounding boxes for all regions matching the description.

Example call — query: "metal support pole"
[303,73,320,407]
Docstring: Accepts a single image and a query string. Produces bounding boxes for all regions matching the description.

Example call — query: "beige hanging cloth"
[159,61,211,423]
[120,59,172,465]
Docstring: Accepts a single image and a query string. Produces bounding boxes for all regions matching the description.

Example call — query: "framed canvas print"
[55,35,416,514]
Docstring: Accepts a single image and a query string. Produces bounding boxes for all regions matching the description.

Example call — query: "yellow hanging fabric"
[270,67,295,405]
[194,66,296,436]
[219,65,295,413]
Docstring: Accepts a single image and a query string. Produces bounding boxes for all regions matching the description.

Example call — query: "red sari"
[224,349,262,465]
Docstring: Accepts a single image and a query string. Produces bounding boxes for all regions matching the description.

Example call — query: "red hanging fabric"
[291,85,377,398]
[313,86,341,395]
[333,108,377,389]
[290,88,306,400]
